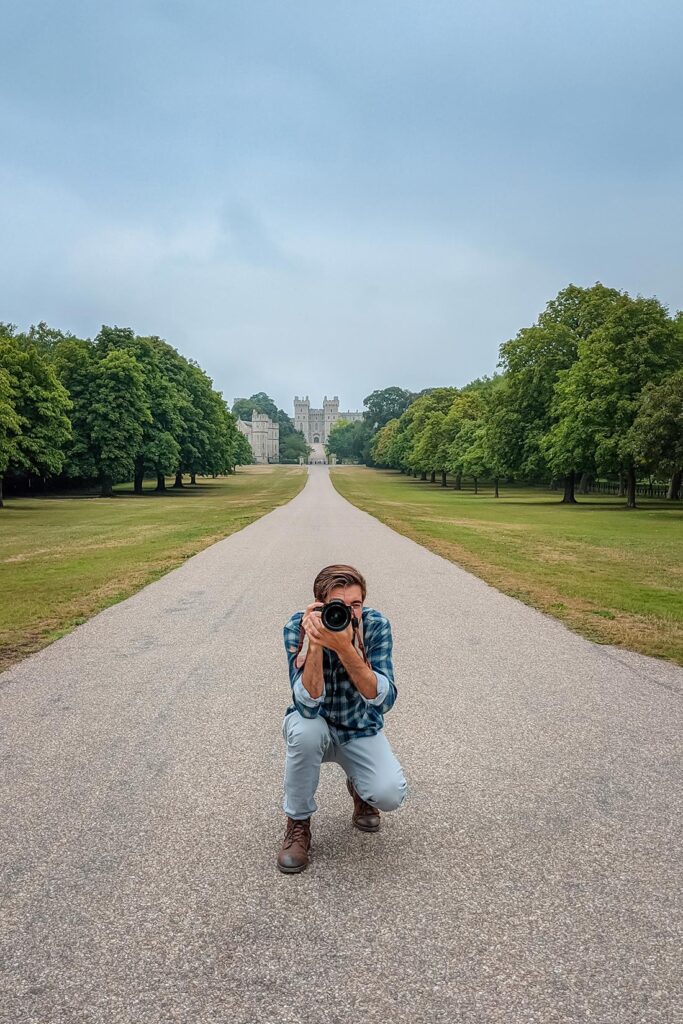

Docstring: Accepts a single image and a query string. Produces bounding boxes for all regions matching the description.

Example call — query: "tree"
[412,410,446,482]
[326,419,369,463]
[0,367,21,507]
[52,338,99,480]
[363,387,416,431]
[24,321,71,355]
[498,282,624,502]
[124,348,235,486]
[370,418,400,467]
[403,388,459,478]
[277,410,309,463]
[472,377,510,496]
[94,329,183,493]
[280,430,310,463]
[0,334,72,500]
[234,431,254,467]
[546,293,680,508]
[629,368,683,499]
[90,350,152,496]
[174,361,227,484]
[443,389,488,489]
[498,323,578,485]
[370,388,456,477]
[232,392,279,423]
[54,339,151,495]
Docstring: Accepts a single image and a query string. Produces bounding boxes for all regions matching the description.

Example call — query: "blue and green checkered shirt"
[283,607,398,745]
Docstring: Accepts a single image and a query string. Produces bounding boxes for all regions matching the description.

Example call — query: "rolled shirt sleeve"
[361,670,391,707]
[292,671,326,708]
[362,613,398,715]
[284,613,325,718]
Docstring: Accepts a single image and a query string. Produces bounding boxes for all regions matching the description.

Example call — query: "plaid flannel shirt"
[283,606,398,745]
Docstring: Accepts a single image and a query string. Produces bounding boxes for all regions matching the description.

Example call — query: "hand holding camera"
[302,599,356,653]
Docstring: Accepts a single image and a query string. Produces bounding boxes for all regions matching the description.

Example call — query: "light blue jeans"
[281,710,408,820]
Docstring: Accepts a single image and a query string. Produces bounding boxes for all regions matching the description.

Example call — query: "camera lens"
[321,600,352,631]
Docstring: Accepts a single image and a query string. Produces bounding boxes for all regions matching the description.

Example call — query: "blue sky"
[2,0,682,415]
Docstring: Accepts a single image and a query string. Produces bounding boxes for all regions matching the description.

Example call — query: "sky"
[2,0,682,416]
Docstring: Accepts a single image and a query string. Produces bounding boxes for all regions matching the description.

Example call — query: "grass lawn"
[331,466,683,665]
[0,465,306,672]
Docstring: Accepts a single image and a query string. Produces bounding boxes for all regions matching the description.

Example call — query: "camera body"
[315,598,357,632]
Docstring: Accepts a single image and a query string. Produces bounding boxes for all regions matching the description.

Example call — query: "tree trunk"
[156,473,166,492]
[173,470,183,488]
[577,471,592,494]
[0,475,3,508]
[420,470,427,481]
[100,474,114,497]
[473,477,478,495]
[430,470,436,483]
[626,464,637,509]
[494,477,499,498]
[453,472,461,490]
[190,472,197,485]
[441,469,447,487]
[561,470,577,504]
[134,457,144,495]
[668,469,682,500]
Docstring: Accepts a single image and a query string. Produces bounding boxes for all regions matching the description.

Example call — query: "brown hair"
[313,564,367,602]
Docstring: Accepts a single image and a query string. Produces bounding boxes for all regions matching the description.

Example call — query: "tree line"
[0,322,254,506]
[328,283,683,508]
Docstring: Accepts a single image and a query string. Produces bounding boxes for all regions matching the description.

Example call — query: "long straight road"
[2,466,681,1023]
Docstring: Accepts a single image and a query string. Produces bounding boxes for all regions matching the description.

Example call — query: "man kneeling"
[277,564,407,873]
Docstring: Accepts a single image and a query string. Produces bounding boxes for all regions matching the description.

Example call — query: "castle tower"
[323,395,340,443]
[294,395,310,441]
[268,417,279,461]
[251,410,268,462]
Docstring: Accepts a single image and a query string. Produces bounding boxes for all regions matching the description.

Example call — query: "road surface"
[2,466,681,1023]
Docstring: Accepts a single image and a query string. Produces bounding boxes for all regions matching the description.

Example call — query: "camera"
[315,599,356,632]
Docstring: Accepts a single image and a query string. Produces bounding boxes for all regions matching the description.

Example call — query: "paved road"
[2,466,681,1024]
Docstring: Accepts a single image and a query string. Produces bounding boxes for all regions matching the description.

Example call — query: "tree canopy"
[369,283,683,507]
[1,322,249,499]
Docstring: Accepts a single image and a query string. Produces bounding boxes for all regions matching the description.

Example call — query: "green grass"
[0,466,306,671]
[331,466,683,665]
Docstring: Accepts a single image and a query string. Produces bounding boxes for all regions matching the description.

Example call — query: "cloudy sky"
[3,0,682,415]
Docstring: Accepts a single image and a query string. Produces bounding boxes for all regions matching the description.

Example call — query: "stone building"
[235,410,279,463]
[293,395,364,444]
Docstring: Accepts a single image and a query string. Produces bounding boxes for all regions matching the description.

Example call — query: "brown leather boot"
[346,777,381,832]
[277,816,312,873]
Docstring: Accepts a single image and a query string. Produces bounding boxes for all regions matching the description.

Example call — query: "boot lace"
[283,818,310,849]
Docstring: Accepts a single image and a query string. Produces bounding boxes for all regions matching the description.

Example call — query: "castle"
[235,411,279,463]
[293,396,364,444]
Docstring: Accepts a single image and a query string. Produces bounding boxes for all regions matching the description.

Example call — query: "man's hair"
[313,564,367,602]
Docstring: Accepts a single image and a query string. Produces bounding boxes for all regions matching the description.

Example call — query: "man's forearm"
[301,642,325,699]
[337,642,378,700]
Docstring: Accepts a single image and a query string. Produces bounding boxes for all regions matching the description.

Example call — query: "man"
[277,564,407,873]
